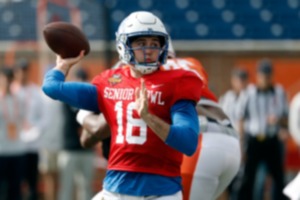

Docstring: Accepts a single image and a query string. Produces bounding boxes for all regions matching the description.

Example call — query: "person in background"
[58,68,95,200]
[219,68,249,200]
[219,68,249,130]
[283,91,300,200]
[39,63,64,200]
[12,58,46,200]
[220,67,273,200]
[237,59,289,200]
[0,66,26,200]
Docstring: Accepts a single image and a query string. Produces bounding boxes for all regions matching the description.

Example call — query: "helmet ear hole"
[158,36,166,47]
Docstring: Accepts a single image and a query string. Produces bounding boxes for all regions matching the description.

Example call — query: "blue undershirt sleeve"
[42,70,100,113]
[165,100,200,156]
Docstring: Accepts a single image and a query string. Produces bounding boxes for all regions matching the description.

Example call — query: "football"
[43,22,90,58]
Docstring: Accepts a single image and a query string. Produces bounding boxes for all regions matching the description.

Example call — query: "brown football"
[43,22,90,58]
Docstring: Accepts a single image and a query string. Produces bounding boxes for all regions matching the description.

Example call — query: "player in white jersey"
[181,98,241,200]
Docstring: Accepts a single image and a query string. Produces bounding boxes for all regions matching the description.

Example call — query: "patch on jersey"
[108,74,122,86]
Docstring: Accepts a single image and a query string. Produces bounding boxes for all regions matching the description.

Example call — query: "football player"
[42,11,203,200]
[152,54,241,200]
[78,45,241,200]
[170,59,241,200]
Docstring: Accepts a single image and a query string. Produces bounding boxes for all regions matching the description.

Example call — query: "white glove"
[76,109,93,125]
[20,127,40,142]
[283,172,300,200]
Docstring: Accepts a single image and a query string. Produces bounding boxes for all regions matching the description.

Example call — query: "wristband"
[76,109,93,125]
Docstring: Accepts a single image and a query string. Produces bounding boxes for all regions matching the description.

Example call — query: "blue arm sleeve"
[165,100,200,156]
[42,70,100,112]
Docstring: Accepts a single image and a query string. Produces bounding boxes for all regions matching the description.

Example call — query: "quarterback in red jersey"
[78,55,241,200]
[43,11,203,200]
[92,64,202,177]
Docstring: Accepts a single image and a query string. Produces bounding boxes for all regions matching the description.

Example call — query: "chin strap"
[134,63,159,74]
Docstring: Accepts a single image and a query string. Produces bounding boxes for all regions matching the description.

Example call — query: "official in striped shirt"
[237,59,289,200]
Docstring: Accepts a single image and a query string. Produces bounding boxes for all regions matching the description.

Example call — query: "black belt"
[250,133,276,142]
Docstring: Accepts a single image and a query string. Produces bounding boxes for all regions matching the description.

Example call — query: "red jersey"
[92,66,203,177]
[164,58,218,102]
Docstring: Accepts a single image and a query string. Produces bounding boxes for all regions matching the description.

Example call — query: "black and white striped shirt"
[240,84,288,136]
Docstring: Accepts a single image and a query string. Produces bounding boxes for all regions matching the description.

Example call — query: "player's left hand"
[135,79,148,118]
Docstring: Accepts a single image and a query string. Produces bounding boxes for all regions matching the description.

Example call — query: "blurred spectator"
[219,68,249,200]
[58,68,95,200]
[0,66,26,200]
[39,64,64,200]
[283,91,300,199]
[237,59,289,200]
[219,68,249,130]
[12,58,46,200]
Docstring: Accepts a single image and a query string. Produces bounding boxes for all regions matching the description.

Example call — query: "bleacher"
[1,0,300,41]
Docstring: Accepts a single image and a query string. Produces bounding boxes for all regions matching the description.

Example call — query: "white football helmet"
[116,11,169,74]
